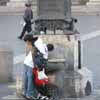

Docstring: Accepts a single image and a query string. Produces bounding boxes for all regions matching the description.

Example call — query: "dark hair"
[25,3,31,7]
[24,34,38,43]
[47,44,54,51]
[24,34,33,42]
[32,37,38,44]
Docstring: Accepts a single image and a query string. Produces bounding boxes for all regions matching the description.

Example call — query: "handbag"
[24,51,34,68]
[33,68,48,86]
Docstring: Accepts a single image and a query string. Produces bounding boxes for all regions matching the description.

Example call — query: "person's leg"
[18,25,27,39]
[40,85,51,97]
[27,23,32,33]
[27,66,39,98]
[23,64,28,96]
[26,66,33,97]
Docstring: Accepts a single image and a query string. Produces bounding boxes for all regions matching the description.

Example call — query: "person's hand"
[20,20,26,26]
[31,19,34,24]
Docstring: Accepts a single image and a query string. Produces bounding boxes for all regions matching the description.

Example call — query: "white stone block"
[87,2,100,5]
[77,67,93,96]
[87,0,100,5]
[89,0,100,1]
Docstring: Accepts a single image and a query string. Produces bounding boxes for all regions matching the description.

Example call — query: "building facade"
[72,0,100,5]
[0,0,90,6]
[0,0,100,7]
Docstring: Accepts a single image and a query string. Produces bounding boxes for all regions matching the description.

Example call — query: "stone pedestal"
[87,0,100,6]
[38,35,93,98]
[16,35,93,98]
[0,46,13,83]
[38,35,79,71]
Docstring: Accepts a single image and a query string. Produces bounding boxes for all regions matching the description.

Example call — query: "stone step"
[0,6,37,15]
[7,3,37,8]
[89,0,100,1]
[87,0,100,6]
[87,2,100,6]
[71,0,80,5]
[7,2,25,7]
[0,5,100,14]
[72,2,80,5]
[7,0,37,7]
[72,5,100,13]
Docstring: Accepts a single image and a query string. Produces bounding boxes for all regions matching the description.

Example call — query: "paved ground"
[0,14,100,99]
[0,83,15,100]
[74,14,100,89]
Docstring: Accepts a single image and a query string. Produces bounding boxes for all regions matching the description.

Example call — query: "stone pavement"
[0,14,100,100]
[1,83,100,100]
[0,83,15,100]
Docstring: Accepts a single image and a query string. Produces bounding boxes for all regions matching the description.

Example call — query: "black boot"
[18,36,23,40]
